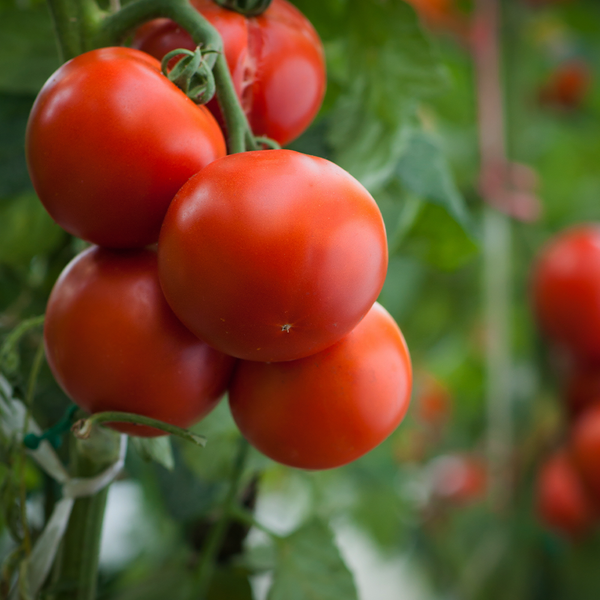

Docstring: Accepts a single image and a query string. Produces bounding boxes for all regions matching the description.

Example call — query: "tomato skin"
[26,47,226,248]
[228,303,412,470]
[44,246,235,437]
[158,149,388,362]
[531,225,600,366]
[536,450,596,538]
[132,0,326,146]
[571,403,600,500]
[564,366,600,419]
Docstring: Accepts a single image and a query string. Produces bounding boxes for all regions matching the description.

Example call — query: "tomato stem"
[194,437,250,598]
[72,411,207,447]
[96,0,255,152]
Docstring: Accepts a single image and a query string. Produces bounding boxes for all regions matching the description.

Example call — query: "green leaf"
[131,436,175,471]
[267,519,358,600]
[0,3,59,94]
[396,129,476,236]
[0,94,35,198]
[327,0,446,190]
[0,191,65,267]
[402,203,479,271]
[207,567,253,600]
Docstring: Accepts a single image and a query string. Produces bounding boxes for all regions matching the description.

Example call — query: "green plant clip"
[23,405,78,450]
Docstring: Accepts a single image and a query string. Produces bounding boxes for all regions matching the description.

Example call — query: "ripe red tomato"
[44,246,235,437]
[132,0,326,146]
[429,454,487,505]
[26,47,226,248]
[158,149,388,362]
[405,0,468,39]
[536,450,596,538]
[228,303,412,470]
[571,403,600,500]
[531,225,600,366]
[415,372,452,427]
[539,60,591,112]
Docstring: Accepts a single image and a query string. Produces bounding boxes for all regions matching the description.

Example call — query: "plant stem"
[194,438,250,599]
[45,0,104,62]
[96,0,255,153]
[51,427,121,600]
[230,505,281,540]
[72,411,206,447]
[472,0,513,509]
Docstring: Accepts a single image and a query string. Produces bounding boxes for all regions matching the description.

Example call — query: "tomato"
[26,47,226,249]
[564,366,600,419]
[539,60,591,112]
[405,0,468,38]
[535,450,596,538]
[228,303,412,470]
[531,225,600,366]
[132,0,326,146]
[571,403,600,500]
[428,454,486,505]
[414,372,452,427]
[44,246,235,437]
[158,149,388,362]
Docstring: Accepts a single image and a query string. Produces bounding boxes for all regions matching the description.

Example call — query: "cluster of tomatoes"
[25,0,413,470]
[532,225,600,537]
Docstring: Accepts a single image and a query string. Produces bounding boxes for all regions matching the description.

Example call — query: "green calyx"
[213,0,272,18]
[161,47,217,105]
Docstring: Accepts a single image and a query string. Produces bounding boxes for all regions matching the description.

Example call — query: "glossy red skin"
[571,403,600,501]
[228,303,412,470]
[44,246,235,437]
[132,0,326,146]
[26,47,226,248]
[158,149,388,362]
[536,450,596,538]
[532,225,600,366]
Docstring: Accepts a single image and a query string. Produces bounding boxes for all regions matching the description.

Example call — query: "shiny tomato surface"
[132,0,326,146]
[26,47,226,248]
[158,149,388,362]
[531,225,600,366]
[228,303,412,470]
[44,246,235,437]
[536,450,596,538]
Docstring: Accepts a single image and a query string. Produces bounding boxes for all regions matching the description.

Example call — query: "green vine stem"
[95,0,255,153]
[230,504,282,540]
[194,438,250,598]
[51,426,122,600]
[472,0,513,510]
[72,411,207,447]
[45,0,104,61]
